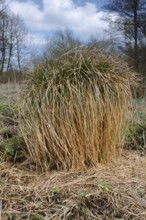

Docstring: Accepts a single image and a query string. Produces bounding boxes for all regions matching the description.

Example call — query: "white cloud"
[10,0,109,41]
[26,33,47,46]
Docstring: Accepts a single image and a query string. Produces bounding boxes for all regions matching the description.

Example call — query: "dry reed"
[18,48,137,170]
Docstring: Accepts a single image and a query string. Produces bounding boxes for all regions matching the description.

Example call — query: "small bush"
[18,47,137,171]
[126,123,146,150]
[0,97,21,161]
[125,99,146,151]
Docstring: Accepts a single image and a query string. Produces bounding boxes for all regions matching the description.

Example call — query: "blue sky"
[10,0,110,47]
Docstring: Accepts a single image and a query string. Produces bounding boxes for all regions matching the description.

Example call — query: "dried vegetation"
[18,48,137,170]
[0,151,146,220]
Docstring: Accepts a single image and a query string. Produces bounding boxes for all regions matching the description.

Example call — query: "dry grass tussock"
[18,48,137,170]
[0,150,146,219]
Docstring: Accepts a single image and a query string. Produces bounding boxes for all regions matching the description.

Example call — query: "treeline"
[0,0,26,74]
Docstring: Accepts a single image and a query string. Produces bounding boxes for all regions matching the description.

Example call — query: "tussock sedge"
[18,48,137,171]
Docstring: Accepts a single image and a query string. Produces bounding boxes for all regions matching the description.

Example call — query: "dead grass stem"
[18,48,137,170]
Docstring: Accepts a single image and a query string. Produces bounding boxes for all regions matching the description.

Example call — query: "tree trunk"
[133,0,139,71]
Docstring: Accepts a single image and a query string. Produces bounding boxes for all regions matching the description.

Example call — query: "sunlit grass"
[18,47,137,171]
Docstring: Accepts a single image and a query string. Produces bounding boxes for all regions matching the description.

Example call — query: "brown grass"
[0,150,146,219]
[18,48,137,171]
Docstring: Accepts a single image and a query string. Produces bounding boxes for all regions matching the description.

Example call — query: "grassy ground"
[0,83,146,220]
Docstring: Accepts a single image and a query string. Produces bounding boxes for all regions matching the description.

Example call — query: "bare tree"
[104,0,146,73]
[0,1,27,74]
[9,14,27,72]
[0,12,9,72]
[44,29,81,60]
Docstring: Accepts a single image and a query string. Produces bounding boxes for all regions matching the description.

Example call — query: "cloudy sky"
[9,0,109,47]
